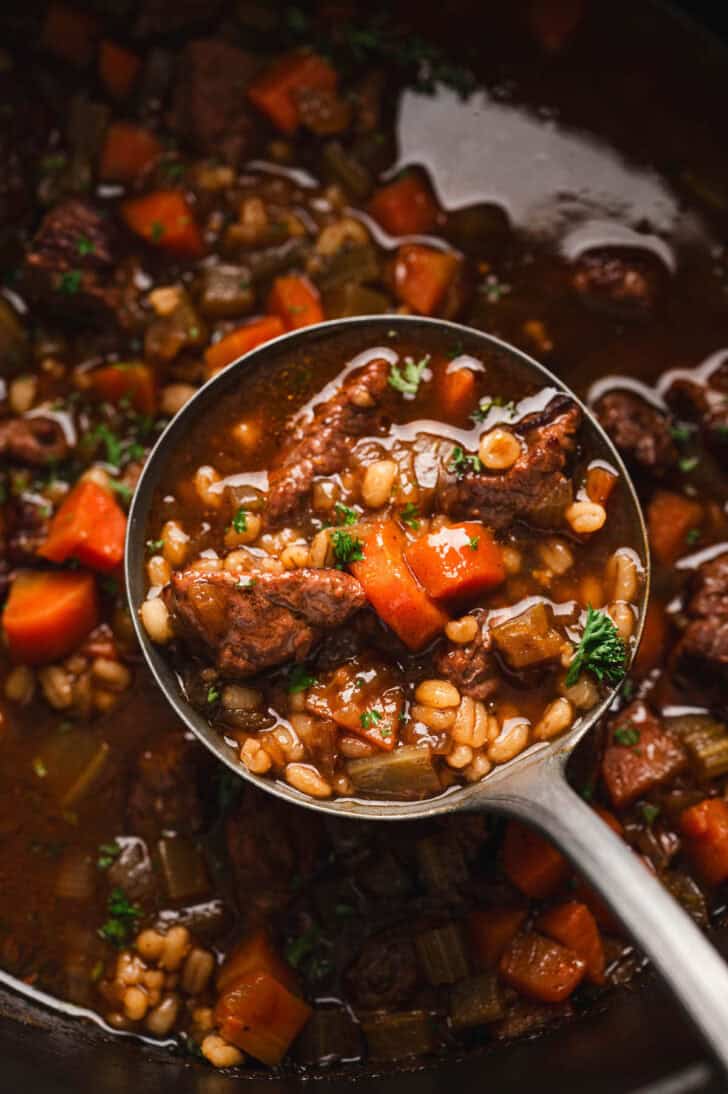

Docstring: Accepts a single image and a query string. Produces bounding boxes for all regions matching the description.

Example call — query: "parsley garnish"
[77,236,95,256]
[97,840,121,870]
[360,709,382,730]
[388,355,430,397]
[400,502,420,530]
[566,606,627,688]
[206,685,220,704]
[449,445,482,475]
[57,270,82,294]
[150,221,165,242]
[108,479,132,503]
[232,507,248,533]
[98,888,141,948]
[468,535,480,551]
[331,529,364,567]
[679,456,699,473]
[289,665,317,693]
[685,527,701,546]
[670,424,693,443]
[472,395,517,423]
[640,802,660,825]
[88,423,123,468]
[333,502,357,526]
[146,538,164,553]
[236,575,258,591]
[614,725,641,747]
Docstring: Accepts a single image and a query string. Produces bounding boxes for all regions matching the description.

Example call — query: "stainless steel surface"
[126,315,728,1074]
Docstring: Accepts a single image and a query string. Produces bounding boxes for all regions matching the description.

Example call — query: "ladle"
[126,316,728,1075]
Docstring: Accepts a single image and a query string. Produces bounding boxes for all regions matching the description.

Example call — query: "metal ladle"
[126,316,728,1075]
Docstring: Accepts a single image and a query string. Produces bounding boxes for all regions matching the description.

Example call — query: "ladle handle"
[478,752,728,1076]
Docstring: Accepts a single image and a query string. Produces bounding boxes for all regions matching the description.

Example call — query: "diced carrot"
[204,316,285,374]
[680,798,728,886]
[405,521,505,605]
[38,481,127,574]
[99,122,162,183]
[633,599,668,676]
[502,820,570,899]
[87,362,157,416]
[121,190,204,259]
[267,275,324,331]
[436,364,477,421]
[601,702,686,809]
[537,901,605,984]
[499,931,586,1003]
[528,0,584,53]
[586,465,618,507]
[217,928,298,996]
[393,244,460,316]
[350,519,449,651]
[647,490,703,565]
[98,40,141,100]
[214,970,312,1066]
[469,906,527,968]
[248,51,337,135]
[368,173,439,236]
[2,571,99,665]
[41,3,96,67]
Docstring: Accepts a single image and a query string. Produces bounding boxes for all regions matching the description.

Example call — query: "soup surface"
[142,324,643,802]
[0,0,727,1077]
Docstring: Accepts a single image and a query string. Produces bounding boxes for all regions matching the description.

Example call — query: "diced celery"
[415,923,470,985]
[347,746,440,799]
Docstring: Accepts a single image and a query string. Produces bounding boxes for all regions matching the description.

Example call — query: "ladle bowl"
[126,316,728,1076]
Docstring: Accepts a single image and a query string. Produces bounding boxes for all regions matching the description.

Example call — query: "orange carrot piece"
[98,40,141,100]
[2,571,99,665]
[393,244,460,315]
[586,465,618,507]
[121,190,204,258]
[437,364,477,421]
[248,51,337,134]
[214,971,312,1065]
[350,519,449,651]
[99,122,162,182]
[368,173,439,236]
[502,820,570,899]
[469,906,527,968]
[680,798,728,886]
[499,931,586,1003]
[537,901,605,984]
[268,275,324,330]
[38,481,127,574]
[633,599,669,676]
[87,362,158,416]
[647,490,703,565]
[204,316,285,374]
[405,522,505,604]
[217,928,298,996]
[41,3,96,67]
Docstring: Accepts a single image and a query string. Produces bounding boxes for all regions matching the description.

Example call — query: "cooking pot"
[1,1,727,1090]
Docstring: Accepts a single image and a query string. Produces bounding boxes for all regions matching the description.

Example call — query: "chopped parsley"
[333,502,357,526]
[162,161,186,182]
[206,685,221,704]
[449,445,482,475]
[232,507,248,534]
[146,538,164,553]
[57,270,82,294]
[98,888,141,948]
[236,575,258,591]
[289,665,317,693]
[670,424,694,443]
[388,355,430,397]
[614,725,641,747]
[621,677,636,701]
[685,527,702,546]
[150,221,165,242]
[400,502,421,530]
[640,803,661,826]
[331,529,364,567]
[468,535,480,551]
[566,606,627,688]
[76,236,95,257]
[360,709,382,730]
[97,840,122,870]
[679,456,699,473]
[108,479,132,503]
[472,395,517,423]
[354,677,365,689]
[87,423,123,468]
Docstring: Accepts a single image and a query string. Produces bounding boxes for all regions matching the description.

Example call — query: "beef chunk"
[24,200,120,324]
[601,702,686,809]
[665,367,728,456]
[126,730,207,844]
[169,568,366,678]
[0,416,69,465]
[226,786,321,922]
[346,935,418,1010]
[171,39,260,166]
[675,552,728,700]
[267,358,391,525]
[594,391,677,475]
[434,611,498,699]
[571,247,662,318]
[439,395,580,532]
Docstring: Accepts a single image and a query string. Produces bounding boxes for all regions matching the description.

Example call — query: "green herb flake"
[76,236,95,257]
[449,444,482,475]
[236,575,258,591]
[232,507,248,534]
[146,538,165,554]
[150,221,165,243]
[388,354,431,397]
[289,665,316,693]
[640,802,661,826]
[90,960,105,982]
[566,606,627,688]
[98,887,141,948]
[108,479,132,503]
[468,535,480,551]
[685,527,702,546]
[360,708,382,730]
[57,270,82,295]
[331,529,364,567]
[206,685,221,705]
[679,456,699,473]
[97,840,122,870]
[285,924,321,969]
[471,395,517,423]
[670,424,693,443]
[334,502,357,526]
[400,502,420,530]
[335,902,355,918]
[614,725,641,748]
